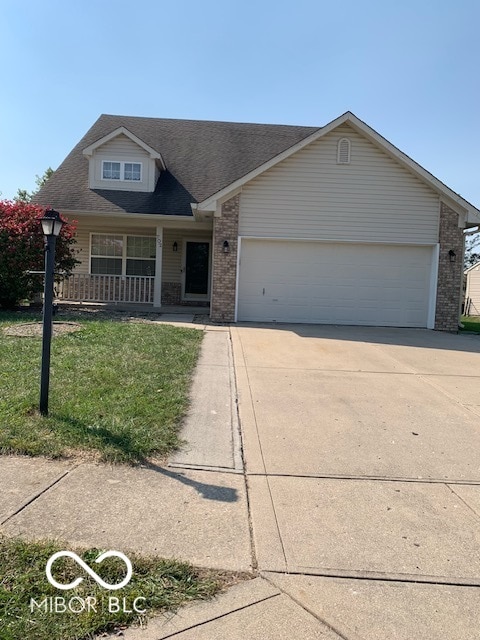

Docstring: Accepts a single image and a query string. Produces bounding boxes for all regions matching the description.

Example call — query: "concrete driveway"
[231,324,480,638]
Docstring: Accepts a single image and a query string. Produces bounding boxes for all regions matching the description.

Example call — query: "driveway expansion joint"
[262,573,353,640]
[261,569,480,589]
[245,471,480,484]
[446,484,480,522]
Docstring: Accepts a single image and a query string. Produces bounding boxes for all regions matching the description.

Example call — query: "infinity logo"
[46,551,133,591]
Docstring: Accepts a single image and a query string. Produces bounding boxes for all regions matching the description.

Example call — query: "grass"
[0,536,228,640]
[461,315,480,333]
[0,310,203,463]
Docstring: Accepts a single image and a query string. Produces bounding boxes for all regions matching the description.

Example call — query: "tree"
[0,200,79,308]
[465,231,480,269]
[14,167,54,203]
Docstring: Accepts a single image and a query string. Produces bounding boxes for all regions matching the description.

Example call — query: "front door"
[184,241,210,299]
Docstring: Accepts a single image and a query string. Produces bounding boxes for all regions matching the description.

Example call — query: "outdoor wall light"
[448,249,456,263]
[223,240,230,253]
[173,241,178,252]
[39,209,64,416]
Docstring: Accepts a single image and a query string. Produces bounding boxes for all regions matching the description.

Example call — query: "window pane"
[102,162,120,180]
[126,259,156,276]
[126,236,156,259]
[124,162,141,181]
[91,234,123,257]
[91,257,122,275]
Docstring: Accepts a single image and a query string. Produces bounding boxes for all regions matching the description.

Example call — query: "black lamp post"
[39,209,64,416]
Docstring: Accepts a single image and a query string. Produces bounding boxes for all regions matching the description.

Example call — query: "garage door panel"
[238,240,432,327]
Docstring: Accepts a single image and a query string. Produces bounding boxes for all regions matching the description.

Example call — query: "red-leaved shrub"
[0,200,79,308]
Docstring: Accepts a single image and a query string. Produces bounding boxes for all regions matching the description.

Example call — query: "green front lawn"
[461,315,480,333]
[0,537,226,640]
[0,312,203,463]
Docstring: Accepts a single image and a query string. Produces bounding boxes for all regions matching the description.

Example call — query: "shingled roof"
[34,114,319,216]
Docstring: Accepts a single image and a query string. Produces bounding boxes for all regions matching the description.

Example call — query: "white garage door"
[237,240,433,327]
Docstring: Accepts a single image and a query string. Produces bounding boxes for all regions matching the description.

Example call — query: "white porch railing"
[56,274,155,304]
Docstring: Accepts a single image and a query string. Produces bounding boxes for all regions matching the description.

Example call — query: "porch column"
[153,226,163,307]
[210,194,240,322]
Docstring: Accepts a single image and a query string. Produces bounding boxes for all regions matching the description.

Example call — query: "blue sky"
[1,0,479,204]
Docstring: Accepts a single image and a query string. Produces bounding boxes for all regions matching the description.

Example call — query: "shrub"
[0,200,79,308]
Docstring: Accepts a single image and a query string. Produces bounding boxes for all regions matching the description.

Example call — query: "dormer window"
[83,127,165,192]
[124,163,141,181]
[102,162,121,180]
[337,138,351,164]
[102,160,142,181]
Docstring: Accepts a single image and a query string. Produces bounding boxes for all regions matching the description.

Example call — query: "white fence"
[57,274,155,304]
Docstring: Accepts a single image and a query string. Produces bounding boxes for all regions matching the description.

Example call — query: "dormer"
[82,126,165,192]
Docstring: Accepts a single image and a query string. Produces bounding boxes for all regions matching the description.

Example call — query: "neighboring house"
[35,111,480,331]
[464,262,480,316]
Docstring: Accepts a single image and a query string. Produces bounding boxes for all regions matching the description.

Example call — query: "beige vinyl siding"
[90,134,155,192]
[71,217,211,285]
[98,135,149,157]
[163,228,212,283]
[163,229,183,283]
[72,226,90,274]
[70,217,157,275]
[239,124,440,244]
[466,264,480,315]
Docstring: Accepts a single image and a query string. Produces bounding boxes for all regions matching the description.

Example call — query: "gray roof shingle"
[34,114,319,216]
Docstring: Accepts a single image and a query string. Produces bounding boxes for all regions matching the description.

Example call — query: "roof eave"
[55,208,195,221]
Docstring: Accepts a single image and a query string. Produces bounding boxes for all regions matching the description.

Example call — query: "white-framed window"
[102,161,121,180]
[101,161,142,181]
[90,234,156,276]
[337,138,351,164]
[124,162,141,181]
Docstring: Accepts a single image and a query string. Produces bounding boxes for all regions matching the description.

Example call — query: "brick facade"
[434,202,465,331]
[161,282,209,307]
[210,194,240,322]
[161,282,181,305]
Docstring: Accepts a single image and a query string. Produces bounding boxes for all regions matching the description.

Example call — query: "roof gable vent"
[337,137,351,164]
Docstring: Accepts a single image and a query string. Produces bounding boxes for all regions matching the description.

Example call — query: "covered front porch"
[57,213,213,309]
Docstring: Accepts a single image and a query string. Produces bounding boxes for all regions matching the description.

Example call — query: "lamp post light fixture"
[39,209,64,416]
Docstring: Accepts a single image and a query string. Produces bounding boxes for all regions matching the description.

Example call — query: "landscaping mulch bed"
[3,322,82,338]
